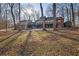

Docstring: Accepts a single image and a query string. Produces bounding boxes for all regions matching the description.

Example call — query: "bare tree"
[66,6,69,21]
[46,4,53,17]
[77,4,79,23]
[9,3,16,30]
[0,3,2,29]
[53,3,56,30]
[40,3,45,30]
[18,3,21,31]
[53,3,56,18]
[71,3,75,27]
[69,4,72,22]
[0,3,1,21]
[19,3,20,23]
[40,3,44,17]
[5,4,8,32]
[61,4,64,18]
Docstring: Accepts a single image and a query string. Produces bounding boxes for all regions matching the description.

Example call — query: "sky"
[31,3,49,16]
[21,3,68,22]
[21,3,50,17]
[20,3,79,25]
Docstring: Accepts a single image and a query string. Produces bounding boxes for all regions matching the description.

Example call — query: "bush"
[64,21,72,27]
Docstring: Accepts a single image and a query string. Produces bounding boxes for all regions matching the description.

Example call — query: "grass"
[0,30,79,55]
[1,31,29,56]
[26,30,79,56]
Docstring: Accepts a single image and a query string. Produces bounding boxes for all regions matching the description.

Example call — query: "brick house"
[54,17,64,28]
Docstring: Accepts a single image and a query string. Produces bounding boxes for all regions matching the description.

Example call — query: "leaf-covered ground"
[0,29,79,56]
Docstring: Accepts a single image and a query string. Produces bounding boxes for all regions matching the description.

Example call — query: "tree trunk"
[61,6,64,18]
[19,3,20,23]
[53,3,56,30]
[77,5,79,23]
[0,4,1,20]
[53,3,56,18]
[69,7,72,22]
[5,6,7,32]
[71,3,75,27]
[11,7,16,30]
[40,3,44,17]
[9,4,16,30]
[66,7,69,21]
[18,3,21,31]
[40,3,45,30]
[0,3,2,29]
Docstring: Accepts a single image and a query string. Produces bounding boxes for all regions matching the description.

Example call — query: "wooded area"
[0,3,79,56]
[0,3,79,31]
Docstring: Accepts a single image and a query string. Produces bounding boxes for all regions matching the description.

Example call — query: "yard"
[0,29,79,56]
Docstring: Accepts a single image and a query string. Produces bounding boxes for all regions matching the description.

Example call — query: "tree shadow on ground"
[0,31,22,55]
[45,30,79,42]
[0,31,20,42]
[19,31,32,56]
[56,30,79,35]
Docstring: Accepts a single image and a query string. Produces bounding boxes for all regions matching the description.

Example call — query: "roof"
[55,17,64,20]
[35,17,64,23]
[40,16,46,19]
[20,20,32,22]
[20,20,27,22]
[46,17,54,20]
[35,17,54,22]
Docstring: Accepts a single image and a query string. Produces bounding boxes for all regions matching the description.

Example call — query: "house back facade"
[35,17,64,29]
[19,17,64,30]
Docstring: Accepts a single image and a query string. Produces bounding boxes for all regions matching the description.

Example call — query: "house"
[19,17,64,30]
[54,17,64,28]
[35,17,54,28]
[35,17,64,28]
